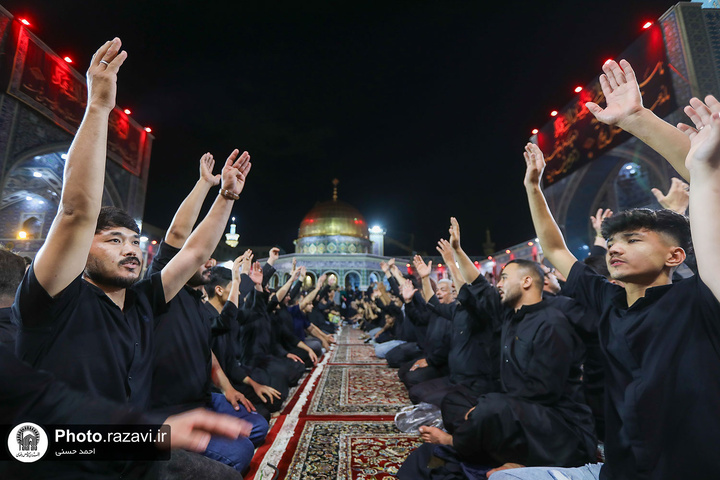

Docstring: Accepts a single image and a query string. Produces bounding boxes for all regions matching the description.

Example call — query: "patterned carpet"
[246,327,417,480]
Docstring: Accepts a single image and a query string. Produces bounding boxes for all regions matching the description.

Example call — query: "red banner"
[538,24,676,186]
[7,28,148,176]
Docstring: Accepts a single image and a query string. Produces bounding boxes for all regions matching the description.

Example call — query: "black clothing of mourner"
[11,265,167,479]
[0,306,16,352]
[236,282,304,386]
[544,291,606,441]
[0,345,159,425]
[148,241,234,416]
[408,280,501,405]
[14,265,167,408]
[562,261,720,480]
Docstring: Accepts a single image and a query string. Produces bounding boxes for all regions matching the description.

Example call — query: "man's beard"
[84,265,141,289]
[187,268,211,287]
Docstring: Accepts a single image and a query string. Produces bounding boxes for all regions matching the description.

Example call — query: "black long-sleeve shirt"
[563,261,720,480]
[427,279,502,392]
[235,286,288,367]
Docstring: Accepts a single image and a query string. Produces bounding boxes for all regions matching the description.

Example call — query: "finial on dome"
[332,178,339,202]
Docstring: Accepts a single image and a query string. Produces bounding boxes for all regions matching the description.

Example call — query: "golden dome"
[298,200,369,239]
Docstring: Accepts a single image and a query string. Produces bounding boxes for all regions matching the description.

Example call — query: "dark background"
[1,0,676,255]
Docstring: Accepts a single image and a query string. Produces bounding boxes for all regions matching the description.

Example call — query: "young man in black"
[492,88,720,479]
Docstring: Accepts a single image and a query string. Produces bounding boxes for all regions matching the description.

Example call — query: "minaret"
[332,178,339,202]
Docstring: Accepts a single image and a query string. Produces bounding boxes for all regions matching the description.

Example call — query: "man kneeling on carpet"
[397,219,596,479]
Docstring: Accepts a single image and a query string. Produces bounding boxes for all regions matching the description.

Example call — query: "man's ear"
[666,246,686,268]
[215,285,224,298]
[522,275,534,291]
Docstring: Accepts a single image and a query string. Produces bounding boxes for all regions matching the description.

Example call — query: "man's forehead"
[607,228,649,241]
[96,227,140,238]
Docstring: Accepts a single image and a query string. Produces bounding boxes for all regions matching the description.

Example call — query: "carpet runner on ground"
[246,327,419,479]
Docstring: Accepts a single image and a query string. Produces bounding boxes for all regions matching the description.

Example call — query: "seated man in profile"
[399,227,595,479]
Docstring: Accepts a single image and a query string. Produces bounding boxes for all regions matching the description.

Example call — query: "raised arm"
[413,255,434,302]
[651,177,690,215]
[436,239,465,286]
[275,265,302,302]
[164,153,220,248]
[34,39,127,297]
[523,143,577,279]
[448,217,480,284]
[590,208,613,248]
[681,96,720,299]
[300,274,327,309]
[586,59,691,180]
[161,150,252,303]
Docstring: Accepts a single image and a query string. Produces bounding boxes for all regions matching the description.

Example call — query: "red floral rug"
[246,328,418,480]
[282,420,422,479]
[307,364,411,415]
[331,344,388,364]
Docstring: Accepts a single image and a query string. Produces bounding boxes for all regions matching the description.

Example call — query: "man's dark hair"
[506,259,545,291]
[584,255,611,279]
[204,266,232,299]
[0,249,27,301]
[601,208,692,254]
[95,206,140,235]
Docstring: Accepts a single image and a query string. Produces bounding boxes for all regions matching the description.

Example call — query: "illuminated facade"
[537,2,720,257]
[267,180,394,290]
[0,7,153,256]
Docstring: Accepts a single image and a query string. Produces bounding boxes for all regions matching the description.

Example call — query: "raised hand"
[318,273,328,285]
[651,178,689,214]
[449,217,461,251]
[401,279,417,303]
[585,59,644,128]
[241,252,254,276]
[87,38,128,112]
[380,261,389,273]
[680,96,720,172]
[232,250,252,281]
[436,239,456,265]
[523,142,546,188]
[388,258,396,268]
[220,149,252,197]
[590,208,613,237]
[413,255,432,279]
[199,152,221,186]
[268,247,280,265]
[249,261,263,285]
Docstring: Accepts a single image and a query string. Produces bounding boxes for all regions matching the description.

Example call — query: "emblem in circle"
[8,422,48,462]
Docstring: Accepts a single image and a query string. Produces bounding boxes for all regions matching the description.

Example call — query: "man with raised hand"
[147,153,267,473]
[11,38,252,477]
[492,115,720,479]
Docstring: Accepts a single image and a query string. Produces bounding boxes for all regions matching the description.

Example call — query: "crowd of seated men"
[2,34,720,480]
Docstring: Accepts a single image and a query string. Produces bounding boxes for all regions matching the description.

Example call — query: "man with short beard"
[11,39,252,478]
[147,154,268,473]
[399,251,595,479]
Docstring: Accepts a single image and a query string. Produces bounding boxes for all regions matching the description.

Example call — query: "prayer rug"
[336,326,367,345]
[331,344,387,365]
[307,364,411,415]
[282,420,422,479]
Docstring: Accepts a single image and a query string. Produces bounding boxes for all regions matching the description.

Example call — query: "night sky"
[3,0,675,256]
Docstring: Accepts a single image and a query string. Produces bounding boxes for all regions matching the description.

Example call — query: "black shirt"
[428,279,502,391]
[0,306,17,352]
[563,262,720,480]
[148,240,216,415]
[14,265,167,408]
